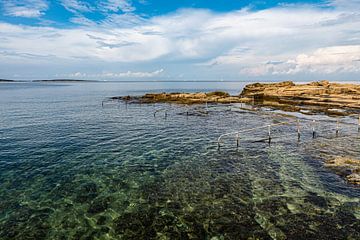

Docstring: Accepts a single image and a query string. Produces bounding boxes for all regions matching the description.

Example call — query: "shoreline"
[239,80,360,116]
[112,80,360,116]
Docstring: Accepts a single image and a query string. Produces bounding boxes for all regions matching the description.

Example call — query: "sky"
[0,0,359,81]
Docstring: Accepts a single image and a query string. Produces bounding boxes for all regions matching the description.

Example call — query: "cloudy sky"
[0,0,359,81]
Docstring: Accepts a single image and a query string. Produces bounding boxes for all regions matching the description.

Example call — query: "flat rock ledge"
[240,80,360,115]
[112,91,243,104]
[325,157,360,185]
[112,81,360,116]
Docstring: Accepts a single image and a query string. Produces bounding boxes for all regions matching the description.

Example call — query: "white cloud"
[0,2,360,79]
[101,13,145,27]
[99,0,135,13]
[60,0,135,15]
[2,0,48,18]
[293,45,360,73]
[240,45,360,76]
[327,0,360,10]
[70,15,96,26]
[60,0,93,13]
[60,69,164,78]
[0,22,170,62]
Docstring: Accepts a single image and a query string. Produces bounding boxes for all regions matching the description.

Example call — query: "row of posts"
[272,116,360,144]
[222,115,360,150]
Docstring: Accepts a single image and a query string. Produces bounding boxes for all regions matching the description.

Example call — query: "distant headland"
[32,79,97,83]
[0,79,97,83]
[0,79,16,82]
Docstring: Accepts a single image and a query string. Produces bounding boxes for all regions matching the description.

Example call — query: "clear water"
[0,82,359,240]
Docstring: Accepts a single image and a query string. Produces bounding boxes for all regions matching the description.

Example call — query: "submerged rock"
[325,156,360,185]
[74,182,99,203]
[346,173,360,185]
[88,196,112,214]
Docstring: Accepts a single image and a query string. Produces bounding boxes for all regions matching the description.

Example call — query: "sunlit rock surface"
[114,91,241,104]
[240,80,360,115]
[113,81,360,116]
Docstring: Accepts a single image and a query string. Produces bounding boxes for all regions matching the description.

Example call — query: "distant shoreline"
[32,79,97,83]
[0,79,97,83]
[0,79,16,82]
[0,79,359,83]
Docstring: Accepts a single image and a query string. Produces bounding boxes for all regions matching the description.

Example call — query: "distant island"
[32,79,97,83]
[0,79,15,82]
[0,79,97,83]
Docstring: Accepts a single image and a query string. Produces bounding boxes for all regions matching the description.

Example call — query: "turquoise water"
[0,82,359,239]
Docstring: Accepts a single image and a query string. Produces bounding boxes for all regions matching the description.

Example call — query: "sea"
[0,81,359,239]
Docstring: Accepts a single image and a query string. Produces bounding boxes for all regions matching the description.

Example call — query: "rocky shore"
[114,80,360,116]
[240,80,360,115]
[113,91,242,104]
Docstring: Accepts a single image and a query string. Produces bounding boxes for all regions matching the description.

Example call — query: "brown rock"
[240,81,360,115]
[113,81,360,116]
[120,91,242,104]
[346,173,360,185]
[325,156,360,185]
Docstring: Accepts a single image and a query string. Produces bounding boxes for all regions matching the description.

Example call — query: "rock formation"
[113,91,242,104]
[113,80,360,115]
[240,80,360,115]
[325,156,360,185]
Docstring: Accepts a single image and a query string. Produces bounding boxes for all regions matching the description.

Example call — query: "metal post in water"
[236,133,239,148]
[165,111,168,119]
[336,119,339,137]
[297,119,301,141]
[312,120,316,139]
[268,125,272,144]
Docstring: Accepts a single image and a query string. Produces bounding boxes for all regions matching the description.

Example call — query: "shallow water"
[0,82,359,239]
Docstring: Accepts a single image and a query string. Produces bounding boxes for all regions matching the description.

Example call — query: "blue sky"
[0,0,360,80]
[0,0,326,25]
